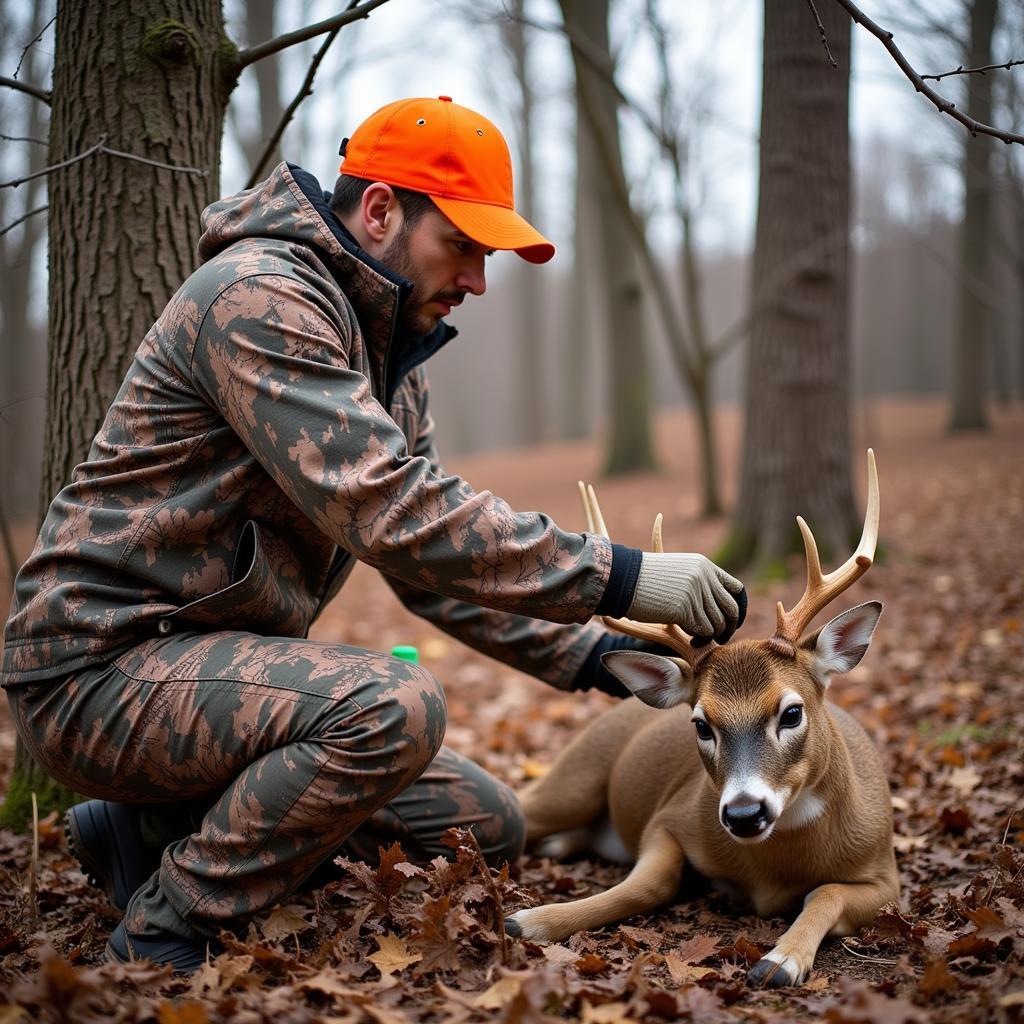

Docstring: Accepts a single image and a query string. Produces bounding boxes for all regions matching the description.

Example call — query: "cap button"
[438,95,453,102]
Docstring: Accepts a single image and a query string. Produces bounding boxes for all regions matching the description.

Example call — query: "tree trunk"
[947,0,997,432]
[504,0,545,446]
[559,0,656,476]
[2,0,235,831]
[237,0,283,172]
[720,1,856,575]
[561,81,594,442]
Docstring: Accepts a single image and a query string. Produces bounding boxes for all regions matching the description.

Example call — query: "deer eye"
[780,705,803,729]
[692,717,714,742]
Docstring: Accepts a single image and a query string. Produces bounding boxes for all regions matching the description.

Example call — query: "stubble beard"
[380,226,440,337]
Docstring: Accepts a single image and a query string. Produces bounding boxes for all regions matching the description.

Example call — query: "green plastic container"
[390,645,420,664]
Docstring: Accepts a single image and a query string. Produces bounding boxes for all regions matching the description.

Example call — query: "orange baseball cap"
[339,96,554,264]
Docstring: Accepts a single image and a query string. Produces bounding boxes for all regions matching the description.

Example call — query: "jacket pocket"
[164,520,315,636]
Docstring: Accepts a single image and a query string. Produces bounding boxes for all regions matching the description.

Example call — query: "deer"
[505,451,899,987]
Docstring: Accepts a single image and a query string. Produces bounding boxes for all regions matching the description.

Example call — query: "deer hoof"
[748,953,802,987]
[505,916,523,937]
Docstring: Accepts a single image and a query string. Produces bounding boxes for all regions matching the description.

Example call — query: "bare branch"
[0,134,47,146]
[99,144,208,177]
[245,23,344,188]
[236,0,392,71]
[0,203,47,239]
[831,0,1024,145]
[0,74,51,105]
[922,57,1024,82]
[806,0,838,68]
[1,139,207,190]
[13,14,55,81]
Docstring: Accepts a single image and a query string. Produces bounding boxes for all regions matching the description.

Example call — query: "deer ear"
[600,651,694,708]
[802,601,882,688]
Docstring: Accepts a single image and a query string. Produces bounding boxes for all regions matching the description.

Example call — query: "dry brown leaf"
[946,766,982,798]
[574,952,611,975]
[664,953,716,984]
[675,931,720,965]
[918,958,959,996]
[580,1001,639,1024]
[541,944,579,965]
[520,759,549,779]
[368,933,423,981]
[0,1008,28,1024]
[260,904,312,943]
[893,832,928,853]
[472,972,529,1009]
[298,969,363,1000]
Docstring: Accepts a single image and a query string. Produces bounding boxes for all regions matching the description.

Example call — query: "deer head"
[582,451,882,844]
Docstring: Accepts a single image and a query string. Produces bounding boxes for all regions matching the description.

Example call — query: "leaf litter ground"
[1,398,1022,1023]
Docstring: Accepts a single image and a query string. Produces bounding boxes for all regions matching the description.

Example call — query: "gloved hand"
[627,552,746,647]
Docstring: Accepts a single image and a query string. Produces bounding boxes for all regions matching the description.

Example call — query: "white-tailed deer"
[506,451,899,987]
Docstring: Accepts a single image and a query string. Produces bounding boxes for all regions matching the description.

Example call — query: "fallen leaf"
[541,944,579,966]
[664,953,716,984]
[520,759,550,779]
[368,933,423,981]
[575,953,611,975]
[946,766,982,798]
[157,1002,210,1024]
[580,1001,639,1024]
[893,832,928,853]
[917,958,958,997]
[260,904,312,944]
[472,973,528,1009]
[674,931,720,964]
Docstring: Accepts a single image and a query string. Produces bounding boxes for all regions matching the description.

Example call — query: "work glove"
[627,552,747,647]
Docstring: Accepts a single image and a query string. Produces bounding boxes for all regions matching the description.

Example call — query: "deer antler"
[773,449,880,644]
[579,481,697,666]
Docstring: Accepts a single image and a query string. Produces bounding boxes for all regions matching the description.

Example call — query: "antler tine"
[652,513,664,553]
[775,449,880,642]
[578,482,696,664]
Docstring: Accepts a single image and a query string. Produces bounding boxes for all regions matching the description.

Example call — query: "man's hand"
[627,552,746,647]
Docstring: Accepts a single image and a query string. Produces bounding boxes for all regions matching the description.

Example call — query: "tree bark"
[947,0,997,432]
[721,1,856,574]
[559,0,656,476]
[503,0,545,446]
[40,0,233,508]
[2,0,235,832]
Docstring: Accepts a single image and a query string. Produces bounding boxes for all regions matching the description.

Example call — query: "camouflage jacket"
[2,163,641,689]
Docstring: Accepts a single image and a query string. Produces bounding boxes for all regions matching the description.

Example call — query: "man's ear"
[360,182,399,245]
[801,601,883,689]
[600,651,695,709]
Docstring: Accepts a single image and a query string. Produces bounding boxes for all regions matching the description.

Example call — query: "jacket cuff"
[594,543,642,618]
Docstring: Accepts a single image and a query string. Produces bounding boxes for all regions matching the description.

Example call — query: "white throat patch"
[775,788,826,831]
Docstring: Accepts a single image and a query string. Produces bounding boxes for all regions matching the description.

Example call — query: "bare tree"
[558,0,657,476]
[949,0,999,431]
[721,0,858,573]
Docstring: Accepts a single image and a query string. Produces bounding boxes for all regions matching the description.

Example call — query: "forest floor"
[1,396,1022,1023]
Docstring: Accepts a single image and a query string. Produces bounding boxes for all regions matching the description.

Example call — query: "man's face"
[380,207,492,336]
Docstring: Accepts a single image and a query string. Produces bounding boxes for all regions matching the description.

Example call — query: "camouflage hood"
[197,162,456,406]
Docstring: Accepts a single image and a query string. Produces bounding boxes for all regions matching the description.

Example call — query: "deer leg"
[505,828,684,943]
[748,878,898,987]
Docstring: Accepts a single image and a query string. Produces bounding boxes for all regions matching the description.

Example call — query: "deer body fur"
[507,632,899,986]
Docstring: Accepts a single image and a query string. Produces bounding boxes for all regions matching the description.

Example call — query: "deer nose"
[722,799,771,838]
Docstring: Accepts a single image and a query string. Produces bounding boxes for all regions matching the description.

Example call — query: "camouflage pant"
[7,630,524,942]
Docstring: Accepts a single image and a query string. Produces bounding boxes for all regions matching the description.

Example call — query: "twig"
[1,139,207,190]
[0,204,47,239]
[99,143,207,177]
[0,133,47,146]
[28,791,39,925]
[806,0,838,68]
[0,74,51,105]
[464,827,508,966]
[1001,808,1023,845]
[236,0,392,70]
[245,21,345,188]
[841,939,898,964]
[922,58,1024,82]
[1,138,106,189]
[830,0,1024,145]
[13,14,56,80]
